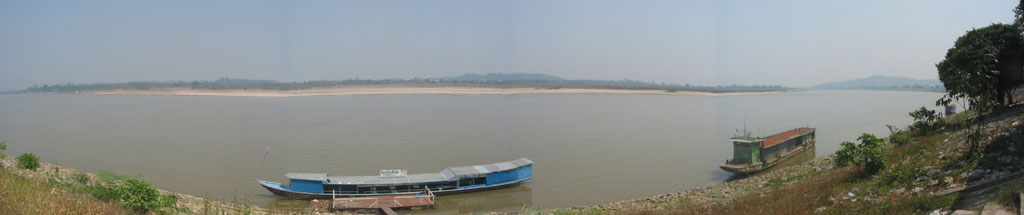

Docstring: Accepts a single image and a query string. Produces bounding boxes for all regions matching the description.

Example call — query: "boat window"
[375,186,392,193]
[395,185,411,192]
[459,177,474,186]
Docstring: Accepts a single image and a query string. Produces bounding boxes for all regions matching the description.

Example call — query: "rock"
[951,210,979,215]
[847,192,855,198]
[891,187,906,194]
[969,170,986,180]
[980,202,1013,215]
[913,187,925,193]
[815,207,827,213]
[928,209,944,215]
[998,156,1013,164]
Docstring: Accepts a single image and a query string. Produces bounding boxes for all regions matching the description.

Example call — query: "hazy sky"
[0,1,1017,91]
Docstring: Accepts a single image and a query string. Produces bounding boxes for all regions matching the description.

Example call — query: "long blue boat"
[258,158,533,199]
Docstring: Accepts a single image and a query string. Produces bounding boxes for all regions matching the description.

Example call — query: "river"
[0,90,943,214]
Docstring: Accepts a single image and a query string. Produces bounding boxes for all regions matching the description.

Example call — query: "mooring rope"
[259,146,269,180]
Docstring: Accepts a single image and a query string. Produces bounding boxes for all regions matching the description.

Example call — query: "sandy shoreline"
[84,86,787,97]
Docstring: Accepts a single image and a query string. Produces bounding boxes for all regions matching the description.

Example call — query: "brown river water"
[0,90,943,214]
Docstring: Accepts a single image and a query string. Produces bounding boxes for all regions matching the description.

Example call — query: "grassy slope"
[0,154,320,215]
[0,163,131,215]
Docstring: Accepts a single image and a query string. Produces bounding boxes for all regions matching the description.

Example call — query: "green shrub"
[859,145,885,175]
[908,107,939,135]
[835,141,858,167]
[72,173,90,185]
[834,133,886,175]
[116,178,161,212]
[158,194,179,213]
[0,140,6,158]
[16,153,40,171]
[86,184,120,201]
[87,170,178,213]
[886,125,912,146]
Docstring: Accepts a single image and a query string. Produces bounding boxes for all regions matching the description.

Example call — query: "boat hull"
[720,140,815,175]
[258,179,530,199]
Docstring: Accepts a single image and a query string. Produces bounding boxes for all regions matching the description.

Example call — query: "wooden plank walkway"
[380,207,397,215]
[331,189,435,214]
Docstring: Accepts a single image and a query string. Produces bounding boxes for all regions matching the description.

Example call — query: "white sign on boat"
[380,169,407,177]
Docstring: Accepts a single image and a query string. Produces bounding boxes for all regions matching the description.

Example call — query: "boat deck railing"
[330,187,436,214]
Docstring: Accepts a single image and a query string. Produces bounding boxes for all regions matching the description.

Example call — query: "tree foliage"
[835,133,886,175]
[1015,0,1024,33]
[936,24,1024,111]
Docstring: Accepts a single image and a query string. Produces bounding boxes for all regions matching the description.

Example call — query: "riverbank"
[0,154,352,215]
[81,86,786,97]
[525,106,1024,214]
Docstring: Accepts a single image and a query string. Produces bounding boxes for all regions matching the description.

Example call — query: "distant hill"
[442,73,565,81]
[812,75,943,92]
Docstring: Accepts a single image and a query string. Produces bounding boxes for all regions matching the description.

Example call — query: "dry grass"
[663,168,855,215]
[0,167,131,215]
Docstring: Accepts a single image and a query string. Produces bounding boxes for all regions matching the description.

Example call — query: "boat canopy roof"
[285,158,533,185]
[441,158,532,178]
[762,127,815,148]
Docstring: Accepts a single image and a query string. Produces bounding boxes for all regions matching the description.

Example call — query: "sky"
[0,0,1017,91]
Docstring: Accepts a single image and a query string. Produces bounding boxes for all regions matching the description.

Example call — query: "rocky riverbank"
[525,106,1024,215]
[527,154,837,214]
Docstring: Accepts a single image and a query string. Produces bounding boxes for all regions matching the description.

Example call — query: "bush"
[17,153,40,171]
[86,184,120,201]
[0,140,6,158]
[87,170,178,213]
[835,141,859,167]
[834,133,886,175]
[72,173,90,185]
[909,107,939,134]
[886,125,912,146]
[116,178,161,212]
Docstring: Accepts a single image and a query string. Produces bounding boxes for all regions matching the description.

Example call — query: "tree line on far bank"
[18,77,787,94]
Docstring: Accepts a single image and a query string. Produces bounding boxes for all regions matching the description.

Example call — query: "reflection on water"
[258,184,533,214]
[410,185,533,214]
[722,144,817,182]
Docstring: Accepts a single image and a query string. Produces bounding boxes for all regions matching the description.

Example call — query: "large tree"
[1016,0,1024,33]
[936,24,1024,110]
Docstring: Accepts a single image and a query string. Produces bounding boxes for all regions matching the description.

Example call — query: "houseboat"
[258,158,533,199]
[720,127,815,174]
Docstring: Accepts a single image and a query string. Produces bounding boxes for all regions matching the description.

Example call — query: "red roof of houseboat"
[761,127,815,148]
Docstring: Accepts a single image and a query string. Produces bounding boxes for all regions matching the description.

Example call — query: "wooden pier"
[330,189,435,215]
